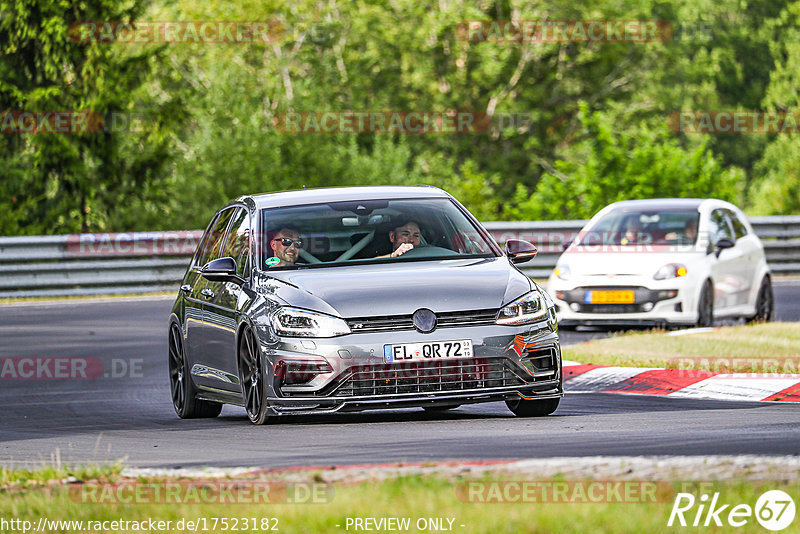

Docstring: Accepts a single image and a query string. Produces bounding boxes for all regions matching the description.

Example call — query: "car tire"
[747,276,774,323]
[505,397,560,417]
[239,326,271,425]
[696,280,714,327]
[168,323,222,419]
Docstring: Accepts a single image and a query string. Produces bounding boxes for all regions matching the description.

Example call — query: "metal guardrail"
[1,217,798,297]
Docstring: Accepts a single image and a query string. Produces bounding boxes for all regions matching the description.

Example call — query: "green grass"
[1,471,798,533]
[562,321,800,372]
[1,463,122,489]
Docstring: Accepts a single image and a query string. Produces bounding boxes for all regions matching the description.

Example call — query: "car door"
[183,212,225,369]
[196,206,252,393]
[707,208,740,312]
[725,208,759,307]
[190,207,237,390]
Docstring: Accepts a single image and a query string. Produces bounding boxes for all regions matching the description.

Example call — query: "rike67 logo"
[668,490,795,531]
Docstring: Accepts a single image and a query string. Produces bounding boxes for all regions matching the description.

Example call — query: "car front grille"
[346,309,498,333]
[281,357,550,398]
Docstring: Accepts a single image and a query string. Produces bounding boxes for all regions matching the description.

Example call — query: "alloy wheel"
[239,327,265,422]
[168,323,186,413]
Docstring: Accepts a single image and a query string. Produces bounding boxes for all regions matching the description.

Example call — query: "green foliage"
[0,0,181,234]
[749,136,800,215]
[501,104,743,220]
[747,1,800,215]
[2,0,800,235]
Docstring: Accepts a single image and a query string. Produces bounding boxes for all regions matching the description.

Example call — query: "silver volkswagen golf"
[168,186,562,424]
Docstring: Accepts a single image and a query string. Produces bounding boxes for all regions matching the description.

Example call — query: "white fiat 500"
[547,199,773,328]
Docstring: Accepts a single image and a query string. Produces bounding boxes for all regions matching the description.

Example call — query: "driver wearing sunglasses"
[270,227,303,267]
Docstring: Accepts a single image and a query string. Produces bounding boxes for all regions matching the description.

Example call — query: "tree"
[0,0,178,234]
[501,103,743,220]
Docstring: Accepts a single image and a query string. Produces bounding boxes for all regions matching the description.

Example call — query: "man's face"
[271,229,301,266]
[390,222,421,250]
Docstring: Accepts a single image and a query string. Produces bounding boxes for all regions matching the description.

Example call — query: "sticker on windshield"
[265,257,280,266]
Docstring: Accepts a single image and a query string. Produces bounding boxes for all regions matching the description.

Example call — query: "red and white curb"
[563,361,800,402]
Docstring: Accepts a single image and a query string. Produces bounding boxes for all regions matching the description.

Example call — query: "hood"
[263,257,531,318]
[558,249,705,277]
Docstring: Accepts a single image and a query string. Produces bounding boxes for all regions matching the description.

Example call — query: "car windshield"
[581,208,700,246]
[259,197,498,270]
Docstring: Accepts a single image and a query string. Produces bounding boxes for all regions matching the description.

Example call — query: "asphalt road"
[1,281,798,468]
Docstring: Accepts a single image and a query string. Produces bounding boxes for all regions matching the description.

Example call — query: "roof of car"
[605,198,709,211]
[239,186,450,209]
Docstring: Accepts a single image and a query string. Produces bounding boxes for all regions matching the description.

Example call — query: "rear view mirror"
[505,239,537,264]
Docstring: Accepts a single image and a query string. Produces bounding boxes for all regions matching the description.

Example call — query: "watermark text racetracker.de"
[457,20,673,42]
[270,110,535,134]
[457,480,674,503]
[0,111,160,134]
[71,481,332,505]
[668,357,800,378]
[668,110,800,134]
[0,357,143,380]
[68,21,285,44]
[66,231,203,256]
[1,517,280,532]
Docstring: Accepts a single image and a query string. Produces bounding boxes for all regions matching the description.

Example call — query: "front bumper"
[548,277,700,326]
[256,321,562,415]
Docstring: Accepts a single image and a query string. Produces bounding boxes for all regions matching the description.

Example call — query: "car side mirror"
[714,238,734,258]
[505,239,537,264]
[200,257,244,284]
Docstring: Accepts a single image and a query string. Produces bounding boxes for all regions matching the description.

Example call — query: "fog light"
[275,360,333,386]
[569,303,580,312]
[657,290,678,299]
[642,302,654,312]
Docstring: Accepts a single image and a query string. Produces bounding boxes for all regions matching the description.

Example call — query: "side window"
[708,209,734,245]
[726,209,748,239]
[197,208,235,267]
[221,207,252,278]
[193,213,220,268]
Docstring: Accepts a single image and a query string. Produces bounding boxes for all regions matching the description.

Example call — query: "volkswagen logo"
[412,308,437,333]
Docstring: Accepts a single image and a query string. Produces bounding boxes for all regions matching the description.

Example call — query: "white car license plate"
[383,339,473,363]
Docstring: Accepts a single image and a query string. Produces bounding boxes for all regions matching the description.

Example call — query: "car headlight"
[653,263,688,280]
[496,291,547,325]
[270,307,351,337]
[553,264,571,280]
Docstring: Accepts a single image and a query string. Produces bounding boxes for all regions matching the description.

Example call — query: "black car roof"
[236,186,450,210]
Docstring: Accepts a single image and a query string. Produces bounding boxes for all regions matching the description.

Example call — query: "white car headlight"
[653,263,688,280]
[271,307,351,337]
[553,264,571,280]
[496,291,547,325]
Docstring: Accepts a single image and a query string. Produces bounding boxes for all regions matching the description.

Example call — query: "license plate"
[383,339,473,363]
[584,290,635,304]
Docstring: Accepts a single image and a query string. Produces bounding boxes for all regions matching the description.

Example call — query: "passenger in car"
[665,219,698,244]
[270,226,303,266]
[620,217,641,246]
[377,220,422,258]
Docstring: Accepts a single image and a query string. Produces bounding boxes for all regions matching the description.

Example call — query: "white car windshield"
[580,208,700,246]
[259,197,498,270]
